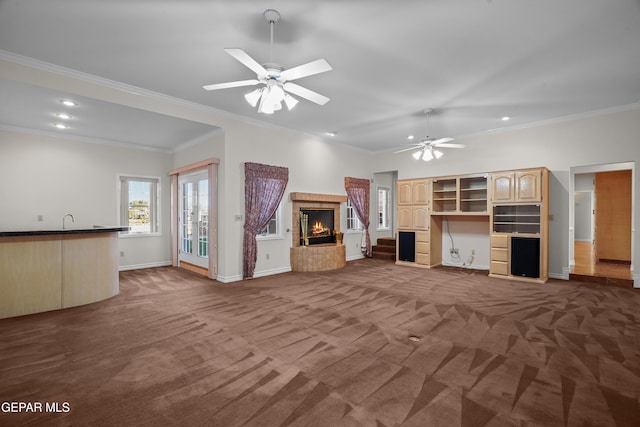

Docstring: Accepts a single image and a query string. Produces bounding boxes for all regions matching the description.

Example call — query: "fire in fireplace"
[300,208,335,245]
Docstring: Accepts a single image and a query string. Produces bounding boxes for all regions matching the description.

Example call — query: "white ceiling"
[1,0,639,153]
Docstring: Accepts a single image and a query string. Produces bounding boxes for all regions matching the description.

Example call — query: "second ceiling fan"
[203,9,332,114]
[395,109,465,161]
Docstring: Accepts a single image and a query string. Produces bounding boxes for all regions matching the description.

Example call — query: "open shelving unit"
[460,176,488,213]
[432,178,457,213]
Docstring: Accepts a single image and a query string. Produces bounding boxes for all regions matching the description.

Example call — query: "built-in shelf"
[492,205,541,234]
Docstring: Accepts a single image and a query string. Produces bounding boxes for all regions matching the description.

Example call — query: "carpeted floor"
[0,259,639,426]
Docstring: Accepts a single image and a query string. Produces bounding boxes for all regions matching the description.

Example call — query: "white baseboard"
[634,274,640,288]
[550,271,569,280]
[216,274,242,283]
[253,266,292,278]
[347,254,366,262]
[441,261,489,270]
[119,261,172,271]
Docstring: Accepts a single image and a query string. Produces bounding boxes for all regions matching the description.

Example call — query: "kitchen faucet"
[62,213,75,229]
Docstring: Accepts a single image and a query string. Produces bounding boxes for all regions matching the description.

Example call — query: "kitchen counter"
[0,225,128,237]
[0,227,125,319]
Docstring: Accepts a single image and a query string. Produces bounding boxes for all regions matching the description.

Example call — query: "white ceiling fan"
[202,9,332,114]
[394,109,465,161]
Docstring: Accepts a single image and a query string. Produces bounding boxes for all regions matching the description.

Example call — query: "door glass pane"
[198,179,209,258]
[182,182,193,254]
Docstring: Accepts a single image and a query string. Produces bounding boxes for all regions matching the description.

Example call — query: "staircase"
[372,237,396,261]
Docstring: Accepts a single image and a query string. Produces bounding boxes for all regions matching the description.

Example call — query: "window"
[346,199,363,231]
[257,203,282,240]
[377,186,390,230]
[119,176,160,235]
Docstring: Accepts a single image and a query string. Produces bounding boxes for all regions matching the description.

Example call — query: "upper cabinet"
[397,181,413,205]
[490,169,542,203]
[412,179,430,205]
[397,179,430,206]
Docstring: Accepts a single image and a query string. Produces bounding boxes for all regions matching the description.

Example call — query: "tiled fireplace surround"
[290,192,347,272]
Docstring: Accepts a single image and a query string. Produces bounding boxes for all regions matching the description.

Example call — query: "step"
[372,244,396,254]
[376,238,396,247]
[371,251,396,261]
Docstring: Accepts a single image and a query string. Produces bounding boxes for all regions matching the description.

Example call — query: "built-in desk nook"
[397,167,549,283]
[0,226,127,319]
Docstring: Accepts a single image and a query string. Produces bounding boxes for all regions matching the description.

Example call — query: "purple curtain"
[243,162,289,279]
[345,177,372,257]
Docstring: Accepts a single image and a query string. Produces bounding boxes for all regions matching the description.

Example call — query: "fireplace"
[300,208,335,245]
[290,192,346,272]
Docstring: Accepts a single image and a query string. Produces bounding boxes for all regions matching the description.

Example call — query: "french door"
[178,171,209,269]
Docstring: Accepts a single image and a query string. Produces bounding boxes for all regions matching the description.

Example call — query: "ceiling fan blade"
[435,143,466,149]
[224,48,268,77]
[394,146,422,154]
[202,79,260,91]
[283,82,330,105]
[430,137,455,145]
[280,59,332,82]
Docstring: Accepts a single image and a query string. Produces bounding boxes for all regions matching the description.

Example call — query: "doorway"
[569,162,634,285]
[178,171,209,270]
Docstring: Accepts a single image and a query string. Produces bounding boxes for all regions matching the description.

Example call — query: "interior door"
[594,170,631,262]
[178,171,209,269]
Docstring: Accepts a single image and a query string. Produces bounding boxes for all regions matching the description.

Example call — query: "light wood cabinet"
[398,206,412,229]
[515,170,542,202]
[489,234,509,276]
[490,169,542,203]
[398,181,413,205]
[489,167,549,283]
[412,206,430,230]
[412,179,430,206]
[397,167,548,283]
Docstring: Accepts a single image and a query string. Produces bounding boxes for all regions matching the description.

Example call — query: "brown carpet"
[1,259,639,426]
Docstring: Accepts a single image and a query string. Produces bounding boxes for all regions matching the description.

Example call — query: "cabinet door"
[412,206,430,230]
[412,180,430,206]
[397,206,412,229]
[397,181,412,205]
[515,170,541,202]
[491,173,515,203]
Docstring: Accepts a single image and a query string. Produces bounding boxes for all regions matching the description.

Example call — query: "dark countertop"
[0,226,129,238]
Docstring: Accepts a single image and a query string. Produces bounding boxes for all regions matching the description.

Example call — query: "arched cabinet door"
[491,173,515,203]
[515,170,542,202]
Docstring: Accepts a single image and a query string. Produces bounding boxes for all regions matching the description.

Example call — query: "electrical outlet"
[266,253,270,260]
[37,215,44,222]
[450,248,459,255]
[120,251,125,257]
[471,249,476,255]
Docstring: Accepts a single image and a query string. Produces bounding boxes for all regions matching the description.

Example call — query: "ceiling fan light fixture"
[422,148,434,161]
[244,88,263,107]
[284,93,299,110]
[433,149,444,159]
[412,150,422,160]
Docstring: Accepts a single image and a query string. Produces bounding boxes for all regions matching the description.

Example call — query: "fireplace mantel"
[290,192,347,203]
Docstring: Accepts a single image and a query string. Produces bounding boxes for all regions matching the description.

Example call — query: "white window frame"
[346,198,363,233]
[256,203,283,241]
[377,186,391,231]
[117,175,161,237]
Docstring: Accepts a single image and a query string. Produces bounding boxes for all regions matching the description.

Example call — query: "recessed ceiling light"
[53,123,68,129]
[501,116,511,121]
[407,135,414,140]
[60,99,77,107]
[56,113,72,120]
